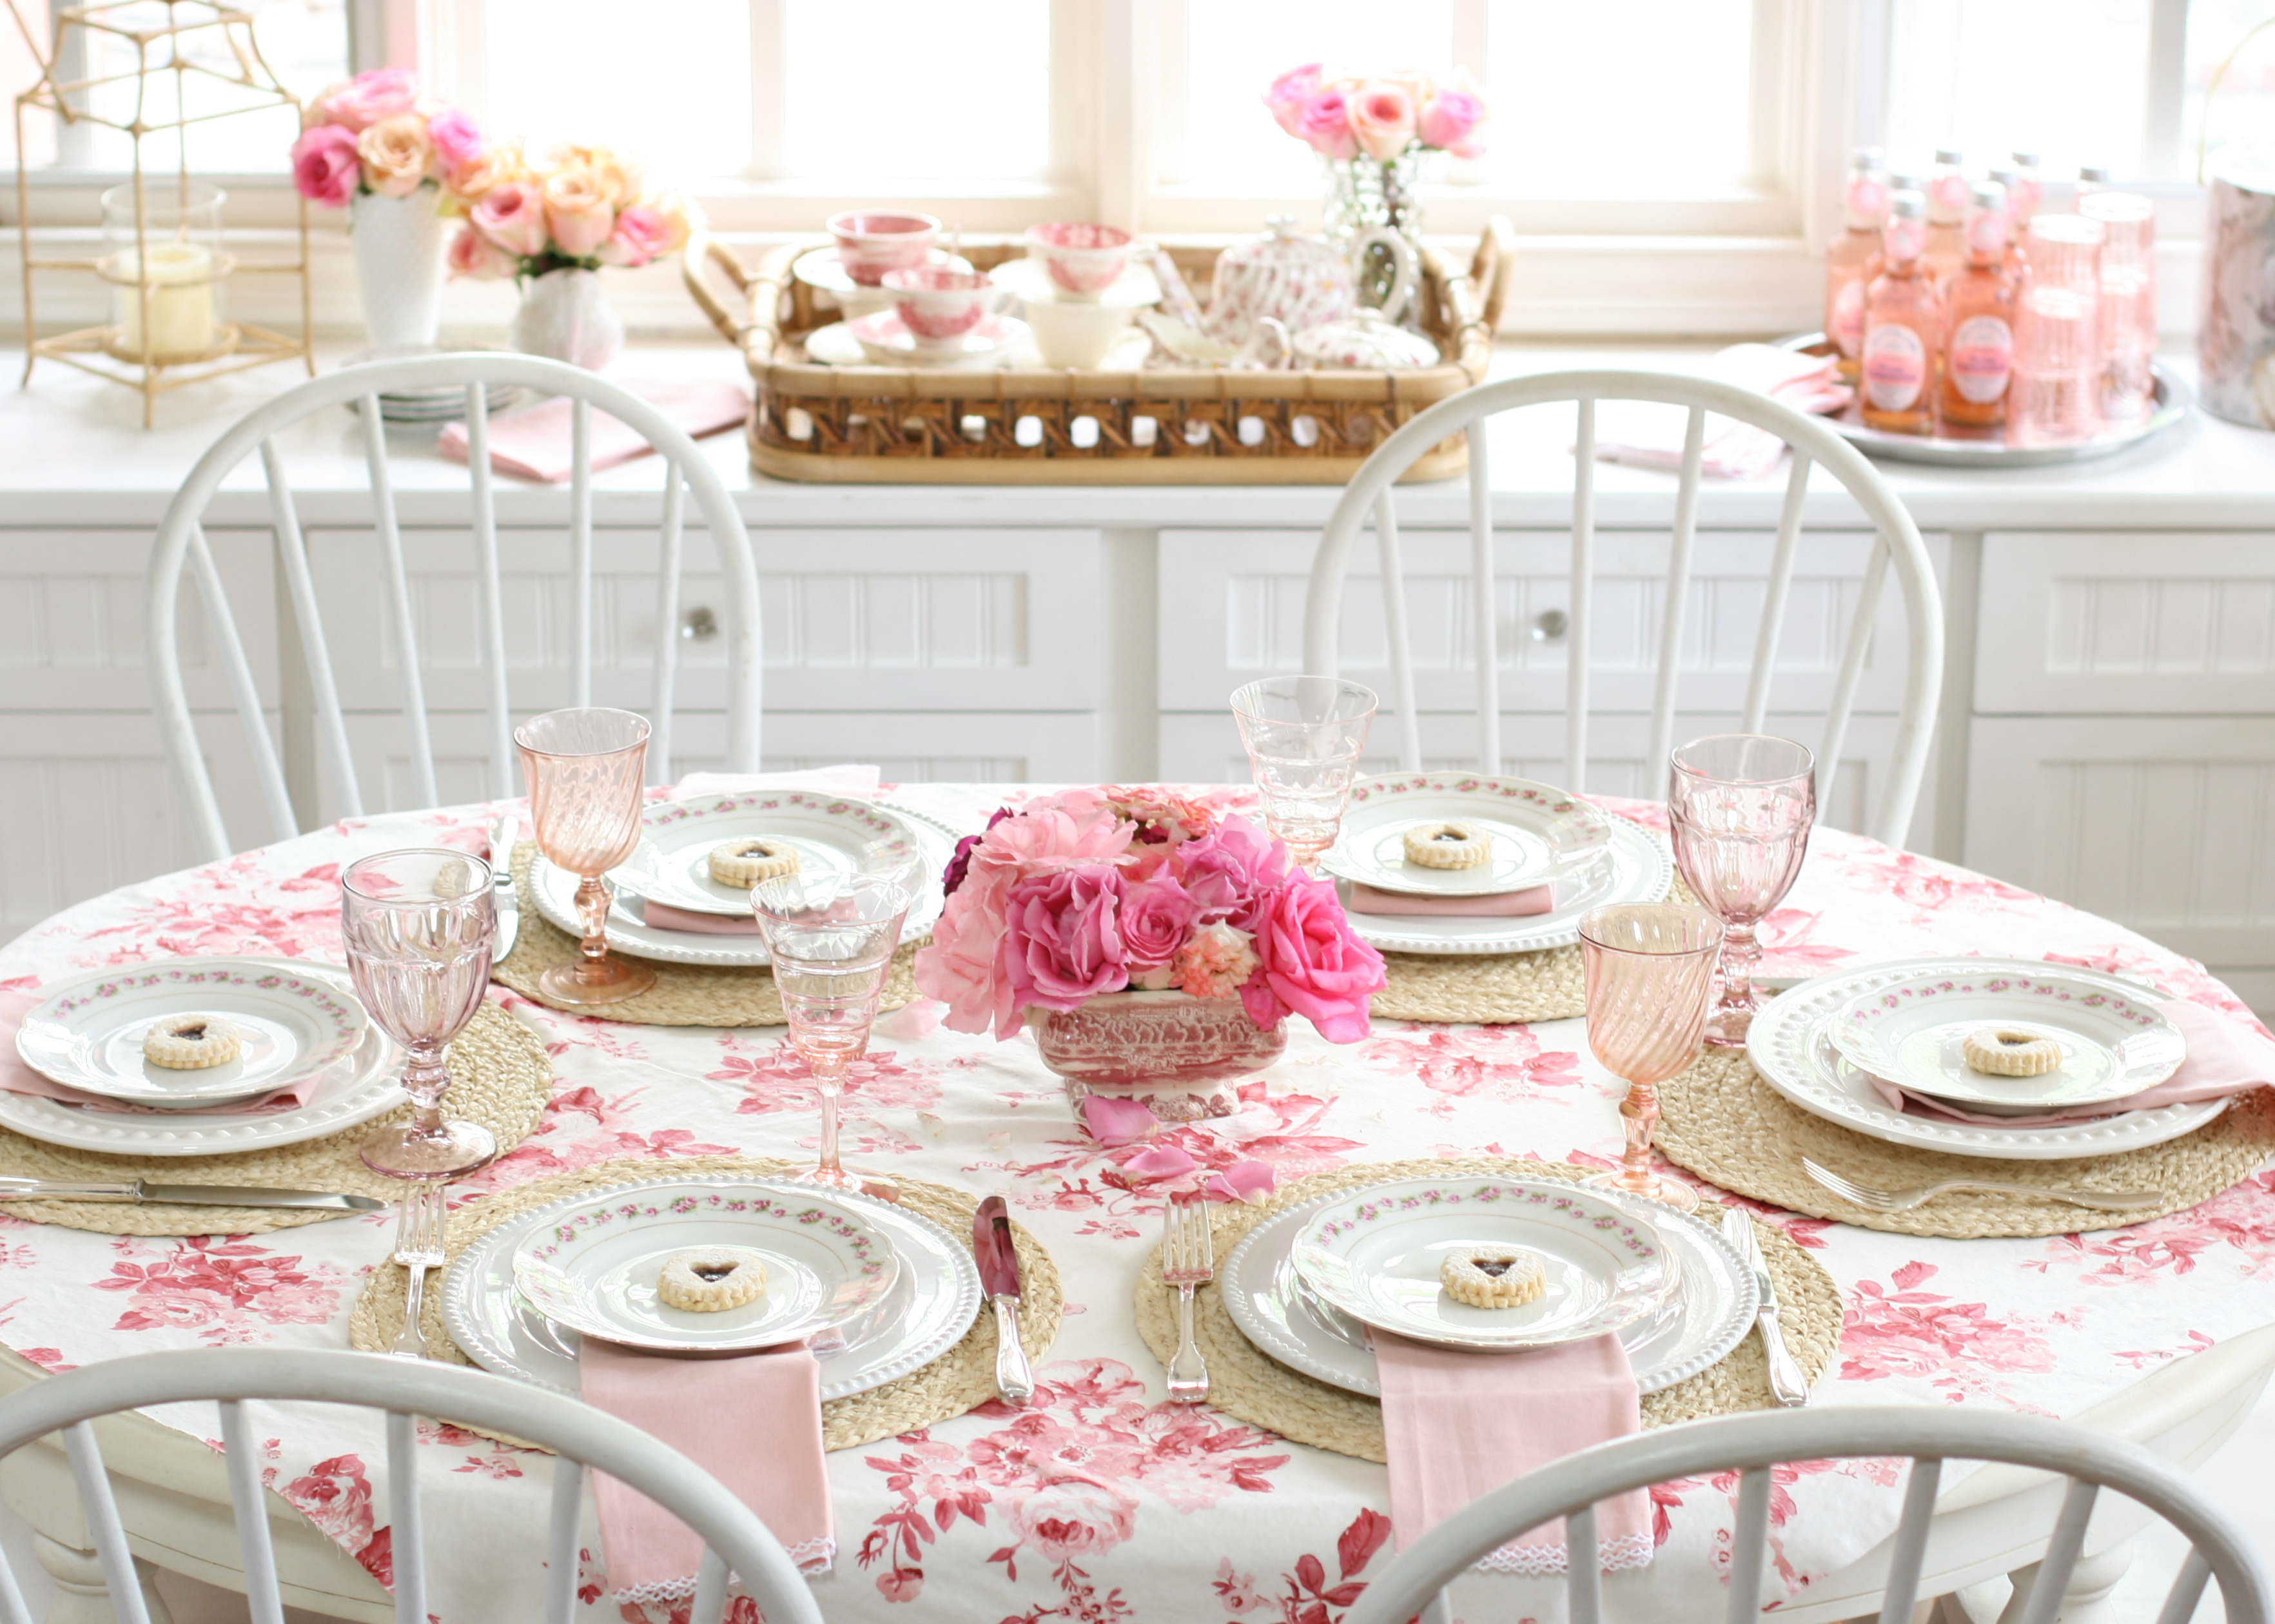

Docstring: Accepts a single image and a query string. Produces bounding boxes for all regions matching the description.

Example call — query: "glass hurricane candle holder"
[1229,676,1377,875]
[1668,734,1817,1048]
[1577,903,1724,1215]
[515,707,655,1006]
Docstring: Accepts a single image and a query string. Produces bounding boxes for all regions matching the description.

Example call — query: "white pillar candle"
[108,242,218,360]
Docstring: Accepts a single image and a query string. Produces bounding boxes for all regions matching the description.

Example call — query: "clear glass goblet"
[342,848,500,1180]
[1229,676,1378,876]
[514,707,656,1007]
[749,868,916,1201]
[1668,734,1817,1048]
[1577,902,1724,1215]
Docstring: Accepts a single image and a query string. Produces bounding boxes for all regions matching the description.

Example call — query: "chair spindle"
[62,1422,151,1624]
[2156,1547,2215,1624]
[1565,1501,1602,1624]
[570,397,593,709]
[220,1399,288,1624]
[1817,535,1889,796]
[1566,398,1597,794]
[649,469,687,785]
[360,398,440,809]
[543,1457,585,1624]
[1722,1466,1772,1624]
[1467,432,1499,774]
[692,1547,732,1624]
[186,523,296,844]
[1743,451,1813,733]
[1874,1456,1944,1624]
[1644,405,1707,785]
[0,1523,34,1624]
[386,1409,427,1624]
[465,384,516,799]
[260,437,363,820]
[1369,489,1422,772]
[2012,1478,2100,1624]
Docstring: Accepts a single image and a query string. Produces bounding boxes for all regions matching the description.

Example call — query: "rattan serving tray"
[683,222,1513,484]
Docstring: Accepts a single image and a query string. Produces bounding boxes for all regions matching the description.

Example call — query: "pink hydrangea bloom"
[1241,873,1386,1042]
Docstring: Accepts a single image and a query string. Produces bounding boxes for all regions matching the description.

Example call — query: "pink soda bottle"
[1938,182,2016,431]
[1824,146,1888,383]
[1924,147,1969,289]
[1861,192,1940,435]
[2080,188,2156,424]
[2009,213,2107,445]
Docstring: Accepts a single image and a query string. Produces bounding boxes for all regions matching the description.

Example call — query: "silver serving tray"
[1778,333,2190,467]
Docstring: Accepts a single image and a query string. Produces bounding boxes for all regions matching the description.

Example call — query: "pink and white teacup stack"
[881,266,1011,353]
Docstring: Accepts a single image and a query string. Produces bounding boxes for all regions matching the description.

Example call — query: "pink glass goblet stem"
[1668,733,1816,1050]
[1576,902,1724,1214]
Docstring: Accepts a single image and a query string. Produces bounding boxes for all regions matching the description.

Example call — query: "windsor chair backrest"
[0,1347,823,1624]
[1303,370,1944,849]
[144,353,764,865]
[1341,1405,2269,1624]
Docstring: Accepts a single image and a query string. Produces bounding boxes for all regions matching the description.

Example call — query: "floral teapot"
[1203,214,1420,347]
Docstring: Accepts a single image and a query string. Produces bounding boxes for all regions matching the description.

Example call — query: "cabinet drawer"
[1977,532,2275,714]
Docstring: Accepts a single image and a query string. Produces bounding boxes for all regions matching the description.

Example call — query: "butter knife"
[0,1177,384,1211]
[1722,1206,1809,1407]
[489,812,520,961]
[973,1195,1033,1406]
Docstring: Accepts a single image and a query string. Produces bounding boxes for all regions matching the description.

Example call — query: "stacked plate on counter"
[1321,774,1674,955]
[1220,1175,1757,1396]
[527,791,955,968]
[1748,957,2205,1159]
[443,1175,982,1400]
[3,955,407,1156]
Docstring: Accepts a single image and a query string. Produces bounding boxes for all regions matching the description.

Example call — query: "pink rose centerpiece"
[914,788,1385,1124]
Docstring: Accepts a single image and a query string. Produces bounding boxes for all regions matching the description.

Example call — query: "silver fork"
[1801,1156,2165,1214]
[1162,1195,1215,1405]
[388,1184,448,1359]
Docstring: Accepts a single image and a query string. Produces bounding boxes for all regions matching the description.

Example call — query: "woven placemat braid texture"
[0,1003,552,1237]
[349,1154,1060,1453]
[1655,1048,2275,1239]
[493,845,917,1028]
[1131,1158,1838,1464]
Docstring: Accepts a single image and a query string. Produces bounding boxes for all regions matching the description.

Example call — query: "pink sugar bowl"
[826,210,941,286]
[1024,222,1134,301]
[881,265,1007,349]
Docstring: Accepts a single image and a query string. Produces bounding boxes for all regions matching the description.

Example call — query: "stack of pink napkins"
[439,379,749,484]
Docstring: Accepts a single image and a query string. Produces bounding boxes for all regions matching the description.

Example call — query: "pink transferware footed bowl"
[1028,989,1287,1122]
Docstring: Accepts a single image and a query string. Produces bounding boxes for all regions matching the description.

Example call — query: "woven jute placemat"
[493,846,917,1029]
[1131,1158,1838,1464]
[1655,1046,2275,1239]
[0,1003,554,1237]
[350,1153,1060,1453]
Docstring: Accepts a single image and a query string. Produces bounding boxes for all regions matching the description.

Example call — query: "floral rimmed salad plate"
[609,792,925,917]
[510,1180,902,1353]
[1323,774,1615,899]
[1288,1177,1675,1351]
[1336,816,1672,957]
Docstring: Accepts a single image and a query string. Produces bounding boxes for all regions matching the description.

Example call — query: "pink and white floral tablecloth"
[1,785,2271,1624]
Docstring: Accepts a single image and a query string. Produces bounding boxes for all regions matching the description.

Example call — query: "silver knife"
[1722,1205,1809,1407]
[489,812,520,961]
[0,1177,384,1211]
[974,1195,1034,1406]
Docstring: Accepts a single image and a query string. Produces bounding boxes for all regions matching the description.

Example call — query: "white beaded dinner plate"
[1288,1177,1676,1352]
[1749,959,2225,1160]
[446,1176,981,1400]
[1828,966,2184,1113]
[612,792,926,917]
[1223,1187,1755,1397]
[0,957,407,1155]
[510,1180,903,1353]
[1337,816,1672,957]
[1323,774,1615,899]
[15,957,369,1110]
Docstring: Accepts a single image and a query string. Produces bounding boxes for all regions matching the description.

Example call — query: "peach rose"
[541,166,615,257]
[444,145,525,207]
[471,180,547,257]
[447,225,519,280]
[356,114,432,199]
[1348,81,1417,162]
[309,66,417,133]
[543,144,641,206]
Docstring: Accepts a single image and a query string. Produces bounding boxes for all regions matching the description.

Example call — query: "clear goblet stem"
[1612,1078,1664,1198]
[572,875,611,961]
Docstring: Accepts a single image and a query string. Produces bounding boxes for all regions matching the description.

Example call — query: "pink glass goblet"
[1668,734,1816,1048]
[1229,676,1378,876]
[342,848,500,1180]
[1577,903,1724,1215]
[748,868,916,1201]
[515,707,656,1007]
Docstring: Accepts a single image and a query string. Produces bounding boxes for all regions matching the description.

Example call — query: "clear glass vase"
[1322,149,1432,309]
[1030,990,1287,1124]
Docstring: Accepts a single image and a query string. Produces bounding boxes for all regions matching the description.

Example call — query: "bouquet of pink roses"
[913,787,1387,1044]
[1264,64,1488,162]
[289,68,490,211]
[444,142,699,282]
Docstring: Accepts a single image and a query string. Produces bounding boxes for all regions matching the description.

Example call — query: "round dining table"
[0,783,2270,1624]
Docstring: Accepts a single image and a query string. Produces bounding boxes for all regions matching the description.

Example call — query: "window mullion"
[1093,0,1144,230]
[2143,0,2187,179]
[746,0,785,182]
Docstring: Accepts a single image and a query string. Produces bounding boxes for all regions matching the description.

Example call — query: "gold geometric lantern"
[10,0,314,424]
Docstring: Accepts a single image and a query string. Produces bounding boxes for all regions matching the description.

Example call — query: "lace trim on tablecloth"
[610,1537,837,1603]
[1476,1531,1655,1576]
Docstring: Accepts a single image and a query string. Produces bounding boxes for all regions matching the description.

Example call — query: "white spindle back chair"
[1342,1405,2269,1624]
[0,1347,823,1624]
[1303,371,1944,848]
[144,353,763,865]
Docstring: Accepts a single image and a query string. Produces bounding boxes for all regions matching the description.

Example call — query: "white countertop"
[4,339,2270,531]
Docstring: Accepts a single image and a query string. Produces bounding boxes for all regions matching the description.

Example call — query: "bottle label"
[1950,315,2013,402]
[1863,323,1928,409]
[1831,278,1867,357]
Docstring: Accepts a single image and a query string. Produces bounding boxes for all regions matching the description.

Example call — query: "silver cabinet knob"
[680,606,719,641]
[1530,609,1569,641]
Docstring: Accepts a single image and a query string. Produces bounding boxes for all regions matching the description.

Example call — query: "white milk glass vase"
[350,188,447,350]
[511,267,625,371]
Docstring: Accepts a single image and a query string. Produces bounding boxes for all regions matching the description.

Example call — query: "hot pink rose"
[471,181,547,258]
[289,124,360,208]
[1264,63,1323,136]
[1173,815,1287,925]
[1417,88,1487,159]
[425,109,484,177]
[595,205,669,268]
[1008,1470,1137,1563]
[311,67,418,133]
[1118,872,1199,976]
[1349,82,1417,162]
[997,867,1129,1030]
[446,224,518,280]
[1240,873,1386,1042]
[1297,90,1358,162]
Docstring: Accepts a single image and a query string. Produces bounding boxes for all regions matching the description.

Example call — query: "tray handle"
[1470,214,1517,333]
[682,231,756,347]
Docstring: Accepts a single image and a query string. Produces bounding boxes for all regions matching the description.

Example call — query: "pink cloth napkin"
[1345,882,1555,918]
[638,900,762,935]
[1374,1330,1653,1576]
[1868,999,2275,1126]
[439,380,750,484]
[578,1338,834,1600]
[0,988,315,1114]
[1592,343,1855,481]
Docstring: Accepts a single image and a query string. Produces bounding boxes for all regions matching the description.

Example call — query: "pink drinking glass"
[1668,733,1817,1048]
[514,707,656,1007]
[2011,213,2107,446]
[748,868,916,1200]
[1229,676,1378,876]
[1577,903,1724,1215]
[342,848,500,1179]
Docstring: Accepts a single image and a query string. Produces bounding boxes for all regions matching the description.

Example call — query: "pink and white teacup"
[1024,222,1134,302]
[883,266,1008,349]
[826,210,941,286]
